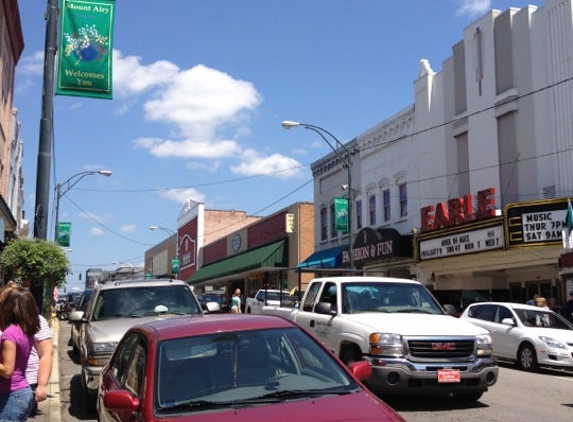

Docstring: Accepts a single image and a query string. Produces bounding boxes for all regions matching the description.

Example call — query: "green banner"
[57,222,72,247]
[171,259,180,274]
[57,0,115,99]
[334,197,349,232]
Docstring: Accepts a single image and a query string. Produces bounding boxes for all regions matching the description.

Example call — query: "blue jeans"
[0,386,33,422]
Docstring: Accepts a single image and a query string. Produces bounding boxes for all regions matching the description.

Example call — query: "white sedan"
[459,302,573,371]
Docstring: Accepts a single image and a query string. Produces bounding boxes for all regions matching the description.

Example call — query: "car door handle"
[310,319,315,327]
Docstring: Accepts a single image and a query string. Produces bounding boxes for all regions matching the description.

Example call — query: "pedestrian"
[18,280,54,416]
[230,289,242,314]
[525,293,538,306]
[548,297,561,314]
[0,285,40,421]
[535,297,549,310]
[564,291,573,323]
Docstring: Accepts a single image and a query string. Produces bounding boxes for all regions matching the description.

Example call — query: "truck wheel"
[341,346,363,367]
[517,343,538,371]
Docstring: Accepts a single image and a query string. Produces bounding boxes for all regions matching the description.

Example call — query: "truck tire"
[341,346,363,367]
[517,342,538,371]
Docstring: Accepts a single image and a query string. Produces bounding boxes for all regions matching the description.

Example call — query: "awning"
[188,239,287,285]
[297,246,345,268]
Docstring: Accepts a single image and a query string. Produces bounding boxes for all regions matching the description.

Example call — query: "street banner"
[171,259,180,274]
[57,222,72,247]
[334,197,349,232]
[57,0,115,99]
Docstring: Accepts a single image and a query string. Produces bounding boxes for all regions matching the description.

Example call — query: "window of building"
[330,202,336,238]
[356,199,362,229]
[369,194,376,226]
[320,207,328,241]
[382,189,391,222]
[399,183,408,217]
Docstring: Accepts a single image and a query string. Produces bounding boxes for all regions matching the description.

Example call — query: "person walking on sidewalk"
[0,285,40,421]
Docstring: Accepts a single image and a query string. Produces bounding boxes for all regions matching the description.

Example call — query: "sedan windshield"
[155,326,360,412]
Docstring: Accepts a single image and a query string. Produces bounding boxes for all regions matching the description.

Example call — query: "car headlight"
[539,336,566,349]
[475,334,493,356]
[369,333,405,357]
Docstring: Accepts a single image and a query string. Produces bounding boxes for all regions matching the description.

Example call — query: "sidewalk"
[32,318,61,421]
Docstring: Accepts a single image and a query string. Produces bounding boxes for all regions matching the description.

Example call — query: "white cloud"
[143,64,261,139]
[454,0,491,17]
[18,51,44,75]
[231,149,304,179]
[121,224,137,234]
[79,211,114,224]
[158,188,206,204]
[90,227,104,236]
[133,137,240,158]
[186,161,221,172]
[113,50,180,96]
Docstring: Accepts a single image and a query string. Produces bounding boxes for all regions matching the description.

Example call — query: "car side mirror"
[501,317,516,326]
[315,301,336,315]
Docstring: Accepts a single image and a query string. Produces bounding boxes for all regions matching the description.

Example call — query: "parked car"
[197,293,229,312]
[57,292,82,320]
[97,314,406,422]
[69,278,206,412]
[70,288,93,354]
[459,301,573,371]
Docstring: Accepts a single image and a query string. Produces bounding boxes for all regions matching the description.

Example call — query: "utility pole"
[32,0,58,311]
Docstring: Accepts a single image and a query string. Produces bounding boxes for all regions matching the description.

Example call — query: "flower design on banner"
[63,24,109,64]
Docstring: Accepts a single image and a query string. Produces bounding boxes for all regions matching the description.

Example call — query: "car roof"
[467,301,546,311]
[94,278,188,291]
[132,314,296,341]
[312,276,421,286]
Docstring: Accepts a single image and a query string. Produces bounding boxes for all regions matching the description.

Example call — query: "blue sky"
[15,0,539,291]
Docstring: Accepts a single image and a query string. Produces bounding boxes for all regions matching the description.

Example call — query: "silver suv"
[69,278,204,411]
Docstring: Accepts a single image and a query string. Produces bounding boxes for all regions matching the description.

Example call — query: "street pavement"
[30,318,61,422]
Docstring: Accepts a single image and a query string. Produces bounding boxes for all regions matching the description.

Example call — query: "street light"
[54,170,112,243]
[149,226,179,274]
[281,120,354,269]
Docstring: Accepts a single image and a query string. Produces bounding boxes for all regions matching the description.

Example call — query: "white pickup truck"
[262,276,498,401]
[245,289,297,314]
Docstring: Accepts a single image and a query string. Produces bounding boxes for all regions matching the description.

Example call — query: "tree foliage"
[1,238,70,310]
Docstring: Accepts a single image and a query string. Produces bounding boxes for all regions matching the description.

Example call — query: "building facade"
[0,0,23,246]
[311,0,573,310]
[188,202,315,298]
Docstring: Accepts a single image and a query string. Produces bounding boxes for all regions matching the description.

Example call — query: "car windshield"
[92,285,201,320]
[342,282,444,314]
[155,326,360,412]
[515,308,573,329]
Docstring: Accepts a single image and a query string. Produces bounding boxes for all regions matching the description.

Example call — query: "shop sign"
[506,199,569,247]
[344,228,400,266]
[420,188,496,232]
[419,225,504,260]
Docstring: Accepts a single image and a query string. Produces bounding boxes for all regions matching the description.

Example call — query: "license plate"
[437,369,461,383]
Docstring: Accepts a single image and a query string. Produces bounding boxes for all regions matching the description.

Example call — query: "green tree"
[1,238,70,315]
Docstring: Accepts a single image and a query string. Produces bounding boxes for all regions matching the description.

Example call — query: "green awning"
[188,240,287,285]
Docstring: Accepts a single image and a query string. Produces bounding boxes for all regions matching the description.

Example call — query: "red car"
[97,314,406,422]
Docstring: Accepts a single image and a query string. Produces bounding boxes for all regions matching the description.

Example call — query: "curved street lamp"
[54,170,112,243]
[281,120,354,270]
